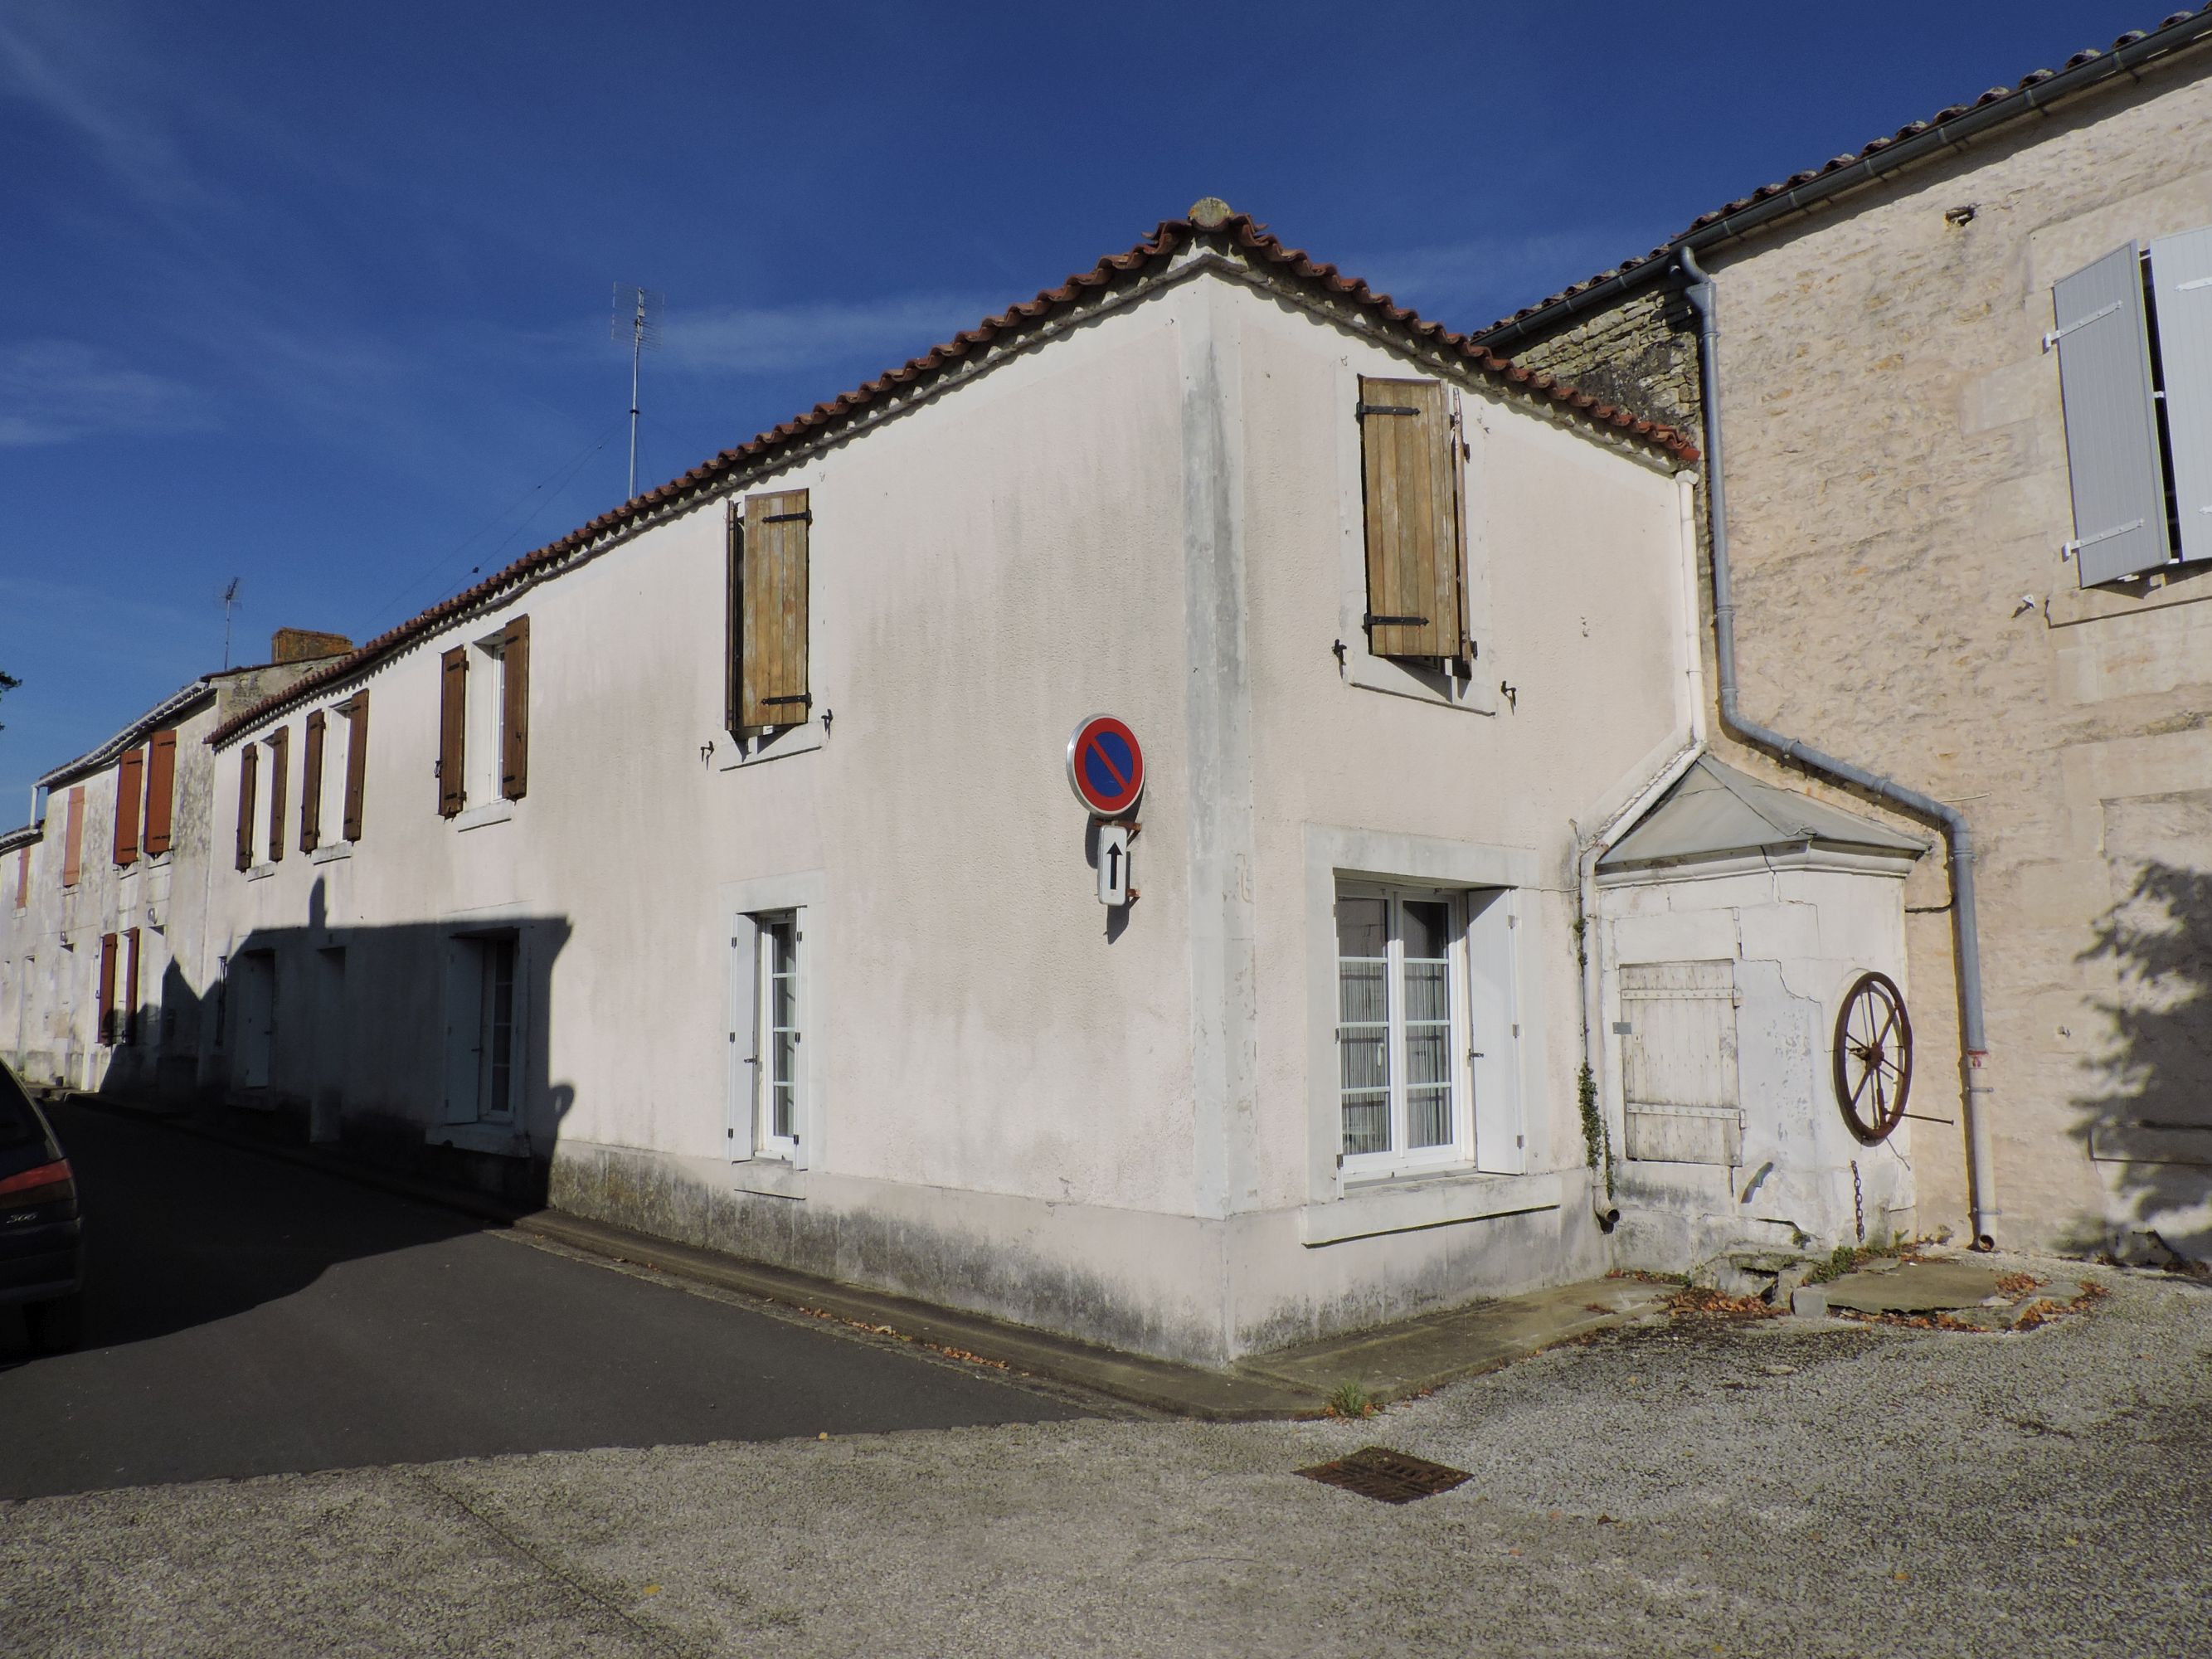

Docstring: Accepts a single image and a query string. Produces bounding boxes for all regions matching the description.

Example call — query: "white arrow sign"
[1097,822,1130,907]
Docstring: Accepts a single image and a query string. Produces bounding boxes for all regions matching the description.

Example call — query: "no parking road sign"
[1066,714,1144,819]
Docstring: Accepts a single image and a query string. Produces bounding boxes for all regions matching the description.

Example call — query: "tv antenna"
[611,283,664,499]
[220,578,242,669]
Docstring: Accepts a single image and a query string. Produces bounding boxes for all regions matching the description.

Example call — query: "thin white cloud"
[0,12,222,220]
[0,340,216,447]
[659,294,1003,377]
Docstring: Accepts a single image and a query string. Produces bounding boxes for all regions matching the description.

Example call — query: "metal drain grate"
[1297,1446,1472,1504]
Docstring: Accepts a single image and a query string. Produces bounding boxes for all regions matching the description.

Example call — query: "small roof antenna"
[612,283,664,499]
[220,577,242,669]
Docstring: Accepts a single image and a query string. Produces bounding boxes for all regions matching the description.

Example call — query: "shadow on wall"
[92,878,576,1211]
[2073,854,2212,1264]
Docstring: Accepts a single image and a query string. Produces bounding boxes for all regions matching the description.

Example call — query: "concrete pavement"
[4,1259,2207,1657]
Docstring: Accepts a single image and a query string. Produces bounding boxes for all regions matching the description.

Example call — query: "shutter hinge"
[1364,614,1431,628]
[2179,275,2212,293]
[761,694,813,708]
[2060,518,2146,561]
[761,509,813,524]
[1355,402,1422,419]
[2043,300,2122,351]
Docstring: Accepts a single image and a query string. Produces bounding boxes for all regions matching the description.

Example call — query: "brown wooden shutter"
[114,747,143,867]
[343,691,369,841]
[500,615,530,800]
[266,729,289,864]
[236,746,258,871]
[439,647,468,816]
[98,932,118,1046]
[124,927,141,1044]
[62,786,85,888]
[1357,377,1467,660]
[301,711,326,853]
[741,489,810,727]
[726,499,742,735]
[143,728,177,854]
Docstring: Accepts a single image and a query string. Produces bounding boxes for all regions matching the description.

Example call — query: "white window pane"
[1342,1095,1390,1156]
[1336,897,1388,958]
[1401,898,1449,962]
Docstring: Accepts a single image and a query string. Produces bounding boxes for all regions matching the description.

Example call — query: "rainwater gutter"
[1675,246,1997,1248]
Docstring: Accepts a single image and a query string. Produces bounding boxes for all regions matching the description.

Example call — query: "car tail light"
[0,1158,74,1207]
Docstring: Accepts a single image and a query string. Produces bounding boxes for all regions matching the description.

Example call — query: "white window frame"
[1334,882,1474,1179]
[723,871,825,1174]
[751,912,803,1162]
[441,930,520,1127]
[319,703,352,850]
[464,633,508,811]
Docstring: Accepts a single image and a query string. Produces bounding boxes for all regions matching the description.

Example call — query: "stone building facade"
[1480,13,2212,1261]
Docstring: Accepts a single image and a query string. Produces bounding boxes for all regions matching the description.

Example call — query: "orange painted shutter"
[301,711,325,853]
[124,927,141,1044]
[741,489,810,727]
[500,615,530,800]
[236,746,258,871]
[114,747,143,867]
[98,932,118,1045]
[1356,377,1467,660]
[143,728,177,854]
[266,729,289,864]
[62,786,85,888]
[439,647,468,816]
[343,691,369,841]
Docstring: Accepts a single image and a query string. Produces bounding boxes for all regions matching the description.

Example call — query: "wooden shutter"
[1357,377,1467,659]
[266,729,289,864]
[439,647,468,816]
[236,745,258,871]
[124,927,141,1045]
[740,489,810,727]
[301,710,326,853]
[14,847,27,910]
[114,747,143,867]
[342,691,369,841]
[726,500,742,735]
[62,786,85,888]
[143,728,177,854]
[98,932,118,1046]
[500,615,530,800]
[2054,244,2171,586]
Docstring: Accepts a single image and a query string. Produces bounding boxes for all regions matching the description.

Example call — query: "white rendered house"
[199,203,1741,1365]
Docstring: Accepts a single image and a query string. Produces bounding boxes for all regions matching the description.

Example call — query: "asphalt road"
[6,1262,2209,1657]
[0,1101,1082,1499]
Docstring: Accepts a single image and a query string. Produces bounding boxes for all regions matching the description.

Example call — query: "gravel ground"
[3,1258,2207,1658]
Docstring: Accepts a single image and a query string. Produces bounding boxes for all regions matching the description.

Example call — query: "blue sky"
[0,0,2161,813]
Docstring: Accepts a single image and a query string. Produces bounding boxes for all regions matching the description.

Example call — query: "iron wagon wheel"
[1833,971,1912,1144]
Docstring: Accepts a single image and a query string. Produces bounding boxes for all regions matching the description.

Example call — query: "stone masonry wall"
[1498,47,2212,1258]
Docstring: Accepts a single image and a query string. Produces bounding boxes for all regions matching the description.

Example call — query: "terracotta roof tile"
[1475,7,2212,339]
[209,212,1695,747]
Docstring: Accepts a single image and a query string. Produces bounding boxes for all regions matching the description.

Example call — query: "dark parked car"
[0,1063,83,1352]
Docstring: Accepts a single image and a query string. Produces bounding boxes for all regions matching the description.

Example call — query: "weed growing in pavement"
[1324,1381,1379,1420]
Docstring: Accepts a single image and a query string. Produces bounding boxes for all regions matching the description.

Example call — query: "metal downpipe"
[1675,246,1997,1248]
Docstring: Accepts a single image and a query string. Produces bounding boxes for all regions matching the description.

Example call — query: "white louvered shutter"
[2053,243,2171,586]
[2149,226,2212,567]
